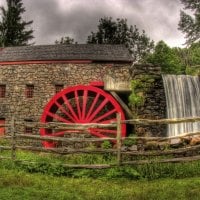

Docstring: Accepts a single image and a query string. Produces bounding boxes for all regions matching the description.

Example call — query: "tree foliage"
[87,17,154,61]
[178,0,200,45]
[55,36,77,44]
[178,42,200,75]
[0,0,34,47]
[145,41,185,74]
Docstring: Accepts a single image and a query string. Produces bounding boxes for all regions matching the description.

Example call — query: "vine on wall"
[128,75,155,115]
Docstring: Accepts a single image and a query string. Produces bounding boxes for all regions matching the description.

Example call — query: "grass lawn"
[1,147,200,199]
[1,168,200,200]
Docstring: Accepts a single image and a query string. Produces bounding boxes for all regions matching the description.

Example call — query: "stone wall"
[0,62,166,142]
[131,64,167,137]
[0,62,130,138]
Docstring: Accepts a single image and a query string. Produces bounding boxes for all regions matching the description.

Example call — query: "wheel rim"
[40,85,126,147]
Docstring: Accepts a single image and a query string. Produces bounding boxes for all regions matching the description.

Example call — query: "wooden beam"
[15,146,117,154]
[110,91,133,119]
[124,117,200,125]
[121,155,200,165]
[16,134,116,142]
[116,113,122,166]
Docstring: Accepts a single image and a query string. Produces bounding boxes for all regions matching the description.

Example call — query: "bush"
[2,150,200,180]
[101,141,112,149]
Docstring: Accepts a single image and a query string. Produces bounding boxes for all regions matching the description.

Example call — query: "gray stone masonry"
[132,64,167,137]
[0,62,166,146]
[0,63,130,138]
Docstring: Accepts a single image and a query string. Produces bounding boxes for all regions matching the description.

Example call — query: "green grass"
[2,149,200,180]
[2,149,200,199]
[1,168,200,200]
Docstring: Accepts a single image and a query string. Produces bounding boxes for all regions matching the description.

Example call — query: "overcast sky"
[0,0,186,47]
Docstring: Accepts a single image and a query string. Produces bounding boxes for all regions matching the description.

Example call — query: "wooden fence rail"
[0,114,200,168]
[124,116,200,125]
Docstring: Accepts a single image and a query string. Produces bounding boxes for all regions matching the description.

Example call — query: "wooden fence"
[1,114,200,169]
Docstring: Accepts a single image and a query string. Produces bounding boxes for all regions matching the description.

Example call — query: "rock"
[137,143,145,151]
[170,138,181,145]
[190,136,200,146]
[136,127,146,136]
[170,138,183,148]
[181,137,191,145]
[144,141,159,150]
[128,145,138,151]
[121,146,128,151]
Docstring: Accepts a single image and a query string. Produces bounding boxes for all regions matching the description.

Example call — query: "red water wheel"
[40,85,126,148]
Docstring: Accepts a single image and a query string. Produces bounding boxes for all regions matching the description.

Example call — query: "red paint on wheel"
[40,85,126,148]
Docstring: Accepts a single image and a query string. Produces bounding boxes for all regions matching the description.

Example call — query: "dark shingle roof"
[0,44,133,62]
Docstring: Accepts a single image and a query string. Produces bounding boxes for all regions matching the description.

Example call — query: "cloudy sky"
[0,0,186,47]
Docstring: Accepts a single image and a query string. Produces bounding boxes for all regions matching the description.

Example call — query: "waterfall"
[162,75,200,137]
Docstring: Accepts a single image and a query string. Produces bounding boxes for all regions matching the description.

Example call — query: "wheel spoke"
[41,85,126,148]
[46,111,71,123]
[81,89,88,120]
[87,98,109,121]
[89,129,110,138]
[55,101,76,123]
[86,93,100,119]
[62,95,79,121]
[74,90,82,119]
[51,131,66,137]
[92,108,116,123]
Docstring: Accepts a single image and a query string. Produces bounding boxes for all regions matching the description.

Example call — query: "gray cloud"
[0,0,185,46]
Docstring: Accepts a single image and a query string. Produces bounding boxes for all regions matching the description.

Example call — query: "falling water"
[162,75,200,137]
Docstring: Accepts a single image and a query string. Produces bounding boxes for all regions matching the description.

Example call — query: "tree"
[0,0,34,47]
[87,17,154,62]
[55,36,77,44]
[177,42,200,75]
[178,0,200,45]
[145,41,185,74]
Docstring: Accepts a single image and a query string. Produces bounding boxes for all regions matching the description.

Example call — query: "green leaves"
[144,40,200,75]
[179,0,200,45]
[145,41,186,74]
[55,36,77,45]
[129,75,155,109]
[87,17,154,62]
[0,0,34,47]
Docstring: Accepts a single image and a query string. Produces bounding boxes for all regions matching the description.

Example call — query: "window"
[24,119,33,134]
[0,118,5,136]
[25,85,34,98]
[0,85,6,98]
[25,127,33,134]
[55,84,64,93]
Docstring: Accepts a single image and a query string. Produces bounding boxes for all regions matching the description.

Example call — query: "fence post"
[11,116,16,161]
[116,113,122,166]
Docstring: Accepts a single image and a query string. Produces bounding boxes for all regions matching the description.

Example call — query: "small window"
[24,119,33,134]
[25,127,33,134]
[0,118,5,136]
[0,85,6,98]
[25,85,34,98]
[55,84,64,93]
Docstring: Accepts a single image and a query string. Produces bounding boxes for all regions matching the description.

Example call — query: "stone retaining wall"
[131,64,166,137]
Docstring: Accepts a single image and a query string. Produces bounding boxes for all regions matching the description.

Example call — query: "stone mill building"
[0,44,166,144]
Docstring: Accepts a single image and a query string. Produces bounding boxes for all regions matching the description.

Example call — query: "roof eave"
[0,59,133,65]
